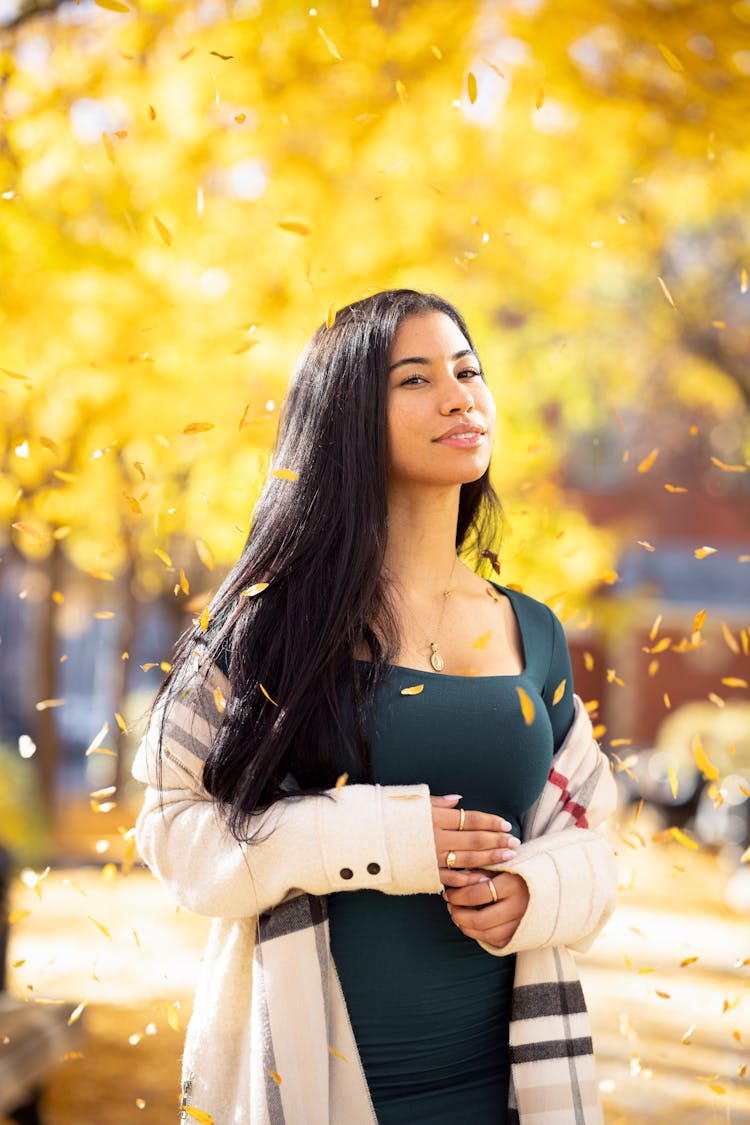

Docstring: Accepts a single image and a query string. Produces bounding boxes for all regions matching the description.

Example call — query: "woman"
[133,289,618,1124]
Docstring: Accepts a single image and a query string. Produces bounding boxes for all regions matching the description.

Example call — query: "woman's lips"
[434,431,485,448]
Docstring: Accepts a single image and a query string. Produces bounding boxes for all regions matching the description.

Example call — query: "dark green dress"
[327,585,575,1124]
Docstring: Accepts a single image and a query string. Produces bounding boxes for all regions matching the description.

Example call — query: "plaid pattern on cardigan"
[134,659,617,1125]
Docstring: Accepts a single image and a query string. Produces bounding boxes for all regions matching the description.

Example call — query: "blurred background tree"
[0,0,748,837]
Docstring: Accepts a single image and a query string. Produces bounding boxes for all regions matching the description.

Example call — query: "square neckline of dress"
[356,581,528,681]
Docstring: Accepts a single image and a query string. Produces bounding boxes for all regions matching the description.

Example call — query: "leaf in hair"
[260,683,278,706]
[326,303,336,328]
[272,468,298,481]
[199,606,210,633]
[400,684,424,696]
[241,582,269,597]
[335,772,348,790]
[213,687,226,713]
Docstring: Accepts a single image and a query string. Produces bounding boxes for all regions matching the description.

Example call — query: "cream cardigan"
[133,657,618,1124]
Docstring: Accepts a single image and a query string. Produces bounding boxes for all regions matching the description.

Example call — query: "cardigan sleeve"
[472,695,618,957]
[131,658,443,919]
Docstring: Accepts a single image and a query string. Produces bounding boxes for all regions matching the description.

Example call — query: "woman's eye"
[401,374,426,386]
[457,368,482,379]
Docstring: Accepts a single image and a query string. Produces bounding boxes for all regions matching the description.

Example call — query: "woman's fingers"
[443,873,530,949]
[439,868,493,888]
[440,844,517,867]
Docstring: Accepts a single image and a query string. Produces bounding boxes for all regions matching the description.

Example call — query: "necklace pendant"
[429,643,445,672]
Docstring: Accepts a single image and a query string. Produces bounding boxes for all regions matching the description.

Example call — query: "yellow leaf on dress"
[153,216,172,245]
[516,686,534,725]
[552,679,566,705]
[637,448,659,473]
[400,684,424,696]
[317,26,342,61]
[472,630,491,649]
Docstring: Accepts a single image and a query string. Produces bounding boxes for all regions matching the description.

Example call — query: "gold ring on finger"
[457,808,465,831]
[487,879,498,904]
[446,851,457,868]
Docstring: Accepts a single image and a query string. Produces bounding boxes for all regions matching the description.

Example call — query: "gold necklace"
[409,556,459,673]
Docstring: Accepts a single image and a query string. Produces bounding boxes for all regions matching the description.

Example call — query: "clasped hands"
[430,794,529,950]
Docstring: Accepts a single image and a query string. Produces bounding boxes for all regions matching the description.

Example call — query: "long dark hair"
[153,289,503,839]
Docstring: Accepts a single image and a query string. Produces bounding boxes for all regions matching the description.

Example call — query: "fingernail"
[446,903,452,913]
[500,849,517,861]
[507,836,521,848]
[478,875,491,882]
[442,794,463,801]
[500,819,512,831]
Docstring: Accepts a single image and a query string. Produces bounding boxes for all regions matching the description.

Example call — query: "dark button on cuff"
[339,867,353,880]
[367,862,381,875]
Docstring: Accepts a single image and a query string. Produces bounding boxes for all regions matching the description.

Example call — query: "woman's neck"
[384,483,462,592]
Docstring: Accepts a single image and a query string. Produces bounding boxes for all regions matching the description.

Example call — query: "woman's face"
[386,311,495,489]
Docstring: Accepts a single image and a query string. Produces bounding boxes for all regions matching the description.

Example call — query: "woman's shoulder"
[490,581,560,633]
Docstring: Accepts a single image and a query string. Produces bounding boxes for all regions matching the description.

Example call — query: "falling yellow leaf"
[395,79,408,103]
[12,521,47,541]
[179,569,189,595]
[277,220,311,236]
[35,698,65,711]
[199,606,210,633]
[272,468,299,481]
[467,72,478,103]
[94,0,130,10]
[721,677,748,688]
[213,687,226,713]
[655,990,672,999]
[241,583,269,597]
[472,630,491,649]
[266,1073,282,1088]
[670,827,698,850]
[209,50,234,60]
[693,736,720,780]
[669,766,678,800]
[694,546,717,559]
[583,651,594,671]
[535,85,545,109]
[741,266,748,294]
[234,112,246,123]
[88,916,113,940]
[317,25,342,61]
[195,539,215,570]
[600,569,621,585]
[516,686,535,725]
[260,683,278,706]
[68,1001,87,1025]
[183,422,214,434]
[87,569,115,582]
[692,609,706,634]
[657,43,684,71]
[611,738,632,747]
[709,1085,726,1096]
[328,1045,348,1062]
[326,303,336,328]
[740,845,750,864]
[155,548,172,567]
[721,622,740,654]
[552,679,567,705]
[680,956,699,967]
[657,276,677,308]
[166,1001,180,1031]
[185,1107,214,1123]
[153,216,172,245]
[8,909,31,924]
[710,456,747,473]
[400,684,424,696]
[148,104,157,120]
[638,540,655,552]
[101,131,116,164]
[334,772,348,791]
[637,448,659,473]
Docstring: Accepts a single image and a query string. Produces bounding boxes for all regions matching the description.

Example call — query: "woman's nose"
[442,383,475,415]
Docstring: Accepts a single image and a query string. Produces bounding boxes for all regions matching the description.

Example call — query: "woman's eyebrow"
[388,348,476,372]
